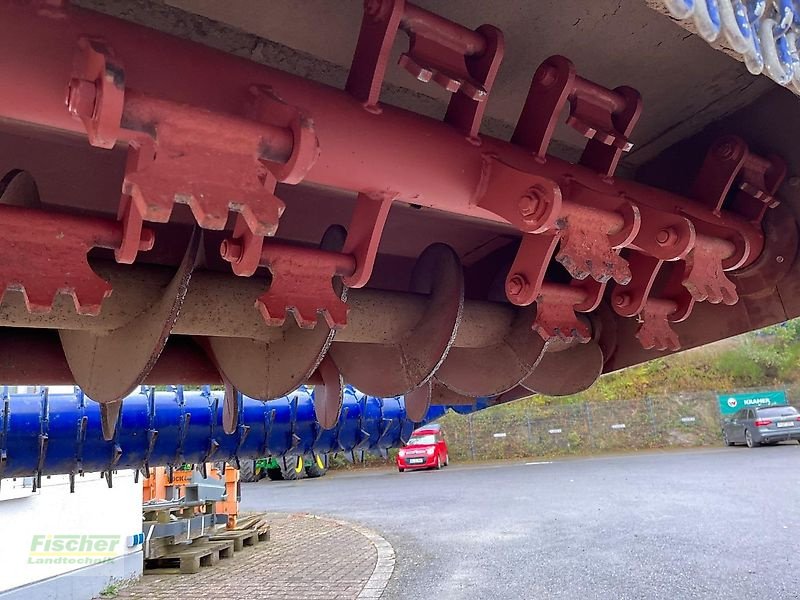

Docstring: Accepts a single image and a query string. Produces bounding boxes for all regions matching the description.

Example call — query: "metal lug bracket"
[611,253,664,319]
[628,205,695,261]
[341,192,395,288]
[121,93,286,250]
[256,242,354,329]
[347,0,504,136]
[632,261,695,352]
[512,55,641,174]
[533,281,601,343]
[69,37,124,149]
[555,180,641,285]
[691,135,786,223]
[732,151,787,224]
[635,299,681,352]
[0,203,153,316]
[504,233,560,306]
[476,157,562,234]
[683,234,739,305]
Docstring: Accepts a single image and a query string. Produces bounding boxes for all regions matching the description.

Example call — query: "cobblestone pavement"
[112,513,392,600]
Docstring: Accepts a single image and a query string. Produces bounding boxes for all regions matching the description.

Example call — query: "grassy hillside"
[520,319,800,409]
[336,320,800,468]
[426,320,800,461]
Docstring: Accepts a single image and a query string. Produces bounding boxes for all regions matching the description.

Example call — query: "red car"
[396,424,449,472]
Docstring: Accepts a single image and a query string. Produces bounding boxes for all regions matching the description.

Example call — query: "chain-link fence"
[439,392,737,461]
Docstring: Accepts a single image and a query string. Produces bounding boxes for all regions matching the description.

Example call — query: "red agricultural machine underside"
[1,0,799,437]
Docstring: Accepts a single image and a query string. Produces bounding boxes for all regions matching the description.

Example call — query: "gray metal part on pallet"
[186,467,226,501]
[143,513,227,546]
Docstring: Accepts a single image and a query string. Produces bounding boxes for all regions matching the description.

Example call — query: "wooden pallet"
[209,526,268,551]
[144,539,235,574]
[236,514,271,540]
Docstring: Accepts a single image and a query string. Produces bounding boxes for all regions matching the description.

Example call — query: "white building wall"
[0,470,143,599]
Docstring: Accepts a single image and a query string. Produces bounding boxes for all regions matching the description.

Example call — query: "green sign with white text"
[717,390,787,415]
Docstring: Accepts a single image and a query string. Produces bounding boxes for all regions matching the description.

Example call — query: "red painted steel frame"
[0,1,765,263]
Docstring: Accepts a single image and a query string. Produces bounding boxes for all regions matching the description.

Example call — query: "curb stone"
[308,514,396,599]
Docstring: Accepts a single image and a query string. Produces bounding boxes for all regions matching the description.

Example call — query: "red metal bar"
[0,1,765,266]
[0,204,154,315]
[254,242,355,329]
[400,3,487,56]
[259,243,357,277]
[122,91,294,163]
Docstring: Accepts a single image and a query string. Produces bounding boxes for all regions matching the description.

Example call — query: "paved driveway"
[112,513,384,600]
[241,446,800,600]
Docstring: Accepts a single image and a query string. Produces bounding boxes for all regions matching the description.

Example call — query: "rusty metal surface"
[521,340,604,397]
[330,244,463,396]
[203,323,334,401]
[58,229,200,403]
[434,307,548,397]
[405,382,432,422]
[311,355,344,430]
[0,264,517,348]
[0,329,223,385]
[732,205,799,298]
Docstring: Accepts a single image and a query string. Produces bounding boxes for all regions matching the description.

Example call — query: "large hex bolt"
[518,185,548,226]
[506,274,529,299]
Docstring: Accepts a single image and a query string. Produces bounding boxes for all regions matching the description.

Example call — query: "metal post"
[647,396,657,436]
[525,411,533,445]
[584,401,595,449]
[467,413,476,460]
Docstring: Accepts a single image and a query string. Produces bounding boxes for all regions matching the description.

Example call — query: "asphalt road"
[240,446,800,599]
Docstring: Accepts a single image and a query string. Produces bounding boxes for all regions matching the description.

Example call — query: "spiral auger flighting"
[0,384,463,488]
[660,0,800,92]
[0,0,795,440]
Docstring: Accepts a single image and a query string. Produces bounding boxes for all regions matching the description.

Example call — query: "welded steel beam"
[0,3,769,250]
